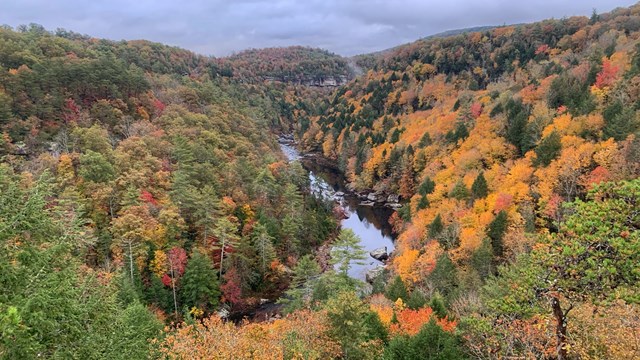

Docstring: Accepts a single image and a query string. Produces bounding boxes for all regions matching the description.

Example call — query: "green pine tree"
[385,275,409,302]
[450,180,469,200]
[417,194,429,210]
[534,131,562,166]
[428,254,458,302]
[278,254,321,313]
[487,211,508,258]
[251,223,277,274]
[180,250,220,311]
[330,229,367,278]
[428,214,444,239]
[471,172,488,199]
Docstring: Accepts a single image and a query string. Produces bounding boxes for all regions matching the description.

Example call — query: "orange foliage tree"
[159,310,341,360]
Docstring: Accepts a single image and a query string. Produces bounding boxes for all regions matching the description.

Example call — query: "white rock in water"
[387,194,400,203]
[365,265,386,283]
[370,247,389,261]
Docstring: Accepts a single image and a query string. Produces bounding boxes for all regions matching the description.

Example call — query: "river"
[279,139,396,280]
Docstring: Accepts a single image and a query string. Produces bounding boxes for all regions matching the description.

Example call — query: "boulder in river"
[365,265,386,284]
[387,194,400,203]
[335,191,345,197]
[359,200,375,206]
[370,247,389,261]
[367,192,378,201]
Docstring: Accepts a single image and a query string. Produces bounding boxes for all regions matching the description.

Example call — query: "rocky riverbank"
[278,135,403,210]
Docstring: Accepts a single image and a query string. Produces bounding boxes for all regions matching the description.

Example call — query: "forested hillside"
[0,24,339,358]
[221,46,352,85]
[1,4,639,360]
[291,5,640,359]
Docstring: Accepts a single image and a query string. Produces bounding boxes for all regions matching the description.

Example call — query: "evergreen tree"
[195,185,221,243]
[406,290,428,310]
[106,302,163,360]
[145,275,173,313]
[251,223,277,274]
[428,214,444,239]
[471,238,495,279]
[383,319,466,359]
[428,254,458,301]
[385,275,409,302]
[418,132,432,148]
[278,255,321,313]
[445,122,469,143]
[330,229,367,278]
[428,293,448,319]
[603,101,638,141]
[505,99,532,155]
[0,168,160,358]
[487,211,508,258]
[79,150,116,183]
[418,177,435,196]
[212,216,241,278]
[450,180,469,200]
[471,172,488,199]
[534,131,562,167]
[180,250,220,311]
[325,291,385,359]
[363,311,389,344]
[417,194,429,210]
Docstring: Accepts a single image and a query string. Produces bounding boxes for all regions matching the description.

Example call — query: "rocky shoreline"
[279,135,396,285]
[278,135,403,210]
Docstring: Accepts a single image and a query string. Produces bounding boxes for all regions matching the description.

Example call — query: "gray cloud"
[0,0,636,56]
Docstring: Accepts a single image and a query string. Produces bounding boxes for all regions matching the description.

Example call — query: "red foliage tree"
[153,99,166,117]
[62,98,80,124]
[595,60,620,89]
[470,102,483,118]
[167,247,188,276]
[139,190,159,206]
[220,267,243,308]
[494,193,513,213]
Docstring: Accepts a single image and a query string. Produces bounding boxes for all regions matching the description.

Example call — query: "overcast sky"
[0,1,637,57]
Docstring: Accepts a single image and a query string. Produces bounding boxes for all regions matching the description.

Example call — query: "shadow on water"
[280,140,396,281]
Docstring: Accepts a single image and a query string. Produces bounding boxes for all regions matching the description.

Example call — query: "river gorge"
[279,138,396,281]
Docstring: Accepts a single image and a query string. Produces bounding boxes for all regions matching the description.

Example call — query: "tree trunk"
[170,261,178,317]
[551,296,568,360]
[219,236,226,278]
[128,242,134,282]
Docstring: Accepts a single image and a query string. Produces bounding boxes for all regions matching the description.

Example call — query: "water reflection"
[279,140,395,280]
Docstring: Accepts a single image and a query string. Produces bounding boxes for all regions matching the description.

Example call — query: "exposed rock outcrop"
[370,247,389,262]
[365,265,386,284]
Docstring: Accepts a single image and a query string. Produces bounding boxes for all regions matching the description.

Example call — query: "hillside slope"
[0,24,339,358]
[291,5,640,358]
[220,46,352,86]
[1,5,639,359]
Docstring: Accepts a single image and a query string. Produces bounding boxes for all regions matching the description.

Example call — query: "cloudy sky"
[0,1,637,56]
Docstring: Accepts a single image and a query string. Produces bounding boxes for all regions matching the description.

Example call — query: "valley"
[1,3,640,359]
[279,137,395,281]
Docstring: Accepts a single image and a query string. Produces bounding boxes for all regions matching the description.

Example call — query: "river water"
[279,140,395,280]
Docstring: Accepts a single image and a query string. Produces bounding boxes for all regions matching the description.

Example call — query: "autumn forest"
[1,3,640,360]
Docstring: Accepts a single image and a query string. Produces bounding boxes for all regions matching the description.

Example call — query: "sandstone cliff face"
[264,75,348,87]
